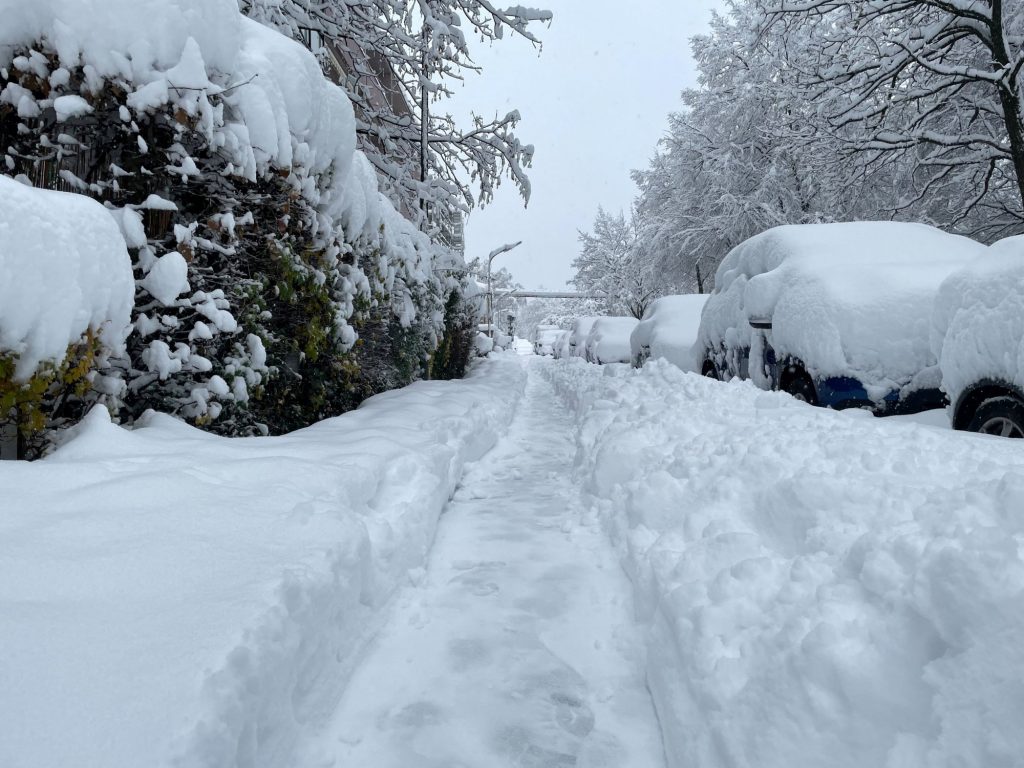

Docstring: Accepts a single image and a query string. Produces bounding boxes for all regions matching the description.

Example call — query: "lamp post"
[485,241,522,338]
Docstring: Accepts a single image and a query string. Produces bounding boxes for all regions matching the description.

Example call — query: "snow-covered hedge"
[0,0,468,445]
[0,355,526,768]
[544,358,1024,768]
[0,175,133,442]
[0,174,132,378]
[932,236,1024,409]
[699,222,985,395]
[630,293,708,371]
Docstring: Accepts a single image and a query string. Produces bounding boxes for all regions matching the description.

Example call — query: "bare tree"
[242,0,552,225]
[759,0,1024,239]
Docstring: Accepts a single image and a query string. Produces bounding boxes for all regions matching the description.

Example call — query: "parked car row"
[691,221,1023,438]
[532,316,639,364]
[532,220,1022,438]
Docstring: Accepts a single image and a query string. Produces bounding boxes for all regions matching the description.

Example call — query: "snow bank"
[0,175,133,378]
[700,223,985,393]
[584,316,638,364]
[544,358,1024,768]
[0,356,526,768]
[630,294,708,371]
[933,236,1024,408]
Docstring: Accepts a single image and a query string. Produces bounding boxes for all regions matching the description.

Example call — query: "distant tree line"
[573,0,1024,306]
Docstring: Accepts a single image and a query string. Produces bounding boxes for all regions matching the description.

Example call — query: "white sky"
[447,0,726,289]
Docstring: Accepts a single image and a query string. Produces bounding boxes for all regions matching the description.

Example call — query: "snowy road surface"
[298,367,665,768]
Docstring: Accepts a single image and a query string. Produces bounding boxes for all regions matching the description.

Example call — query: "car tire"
[782,368,818,405]
[965,396,1024,438]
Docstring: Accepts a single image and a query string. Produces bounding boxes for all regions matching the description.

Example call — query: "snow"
[699,222,986,394]
[0,356,526,768]
[544,357,1024,768]
[584,316,639,364]
[568,316,600,357]
[533,326,563,356]
[630,293,709,371]
[0,174,133,379]
[296,363,664,767]
[553,329,572,358]
[933,235,1024,409]
[0,0,447,346]
[52,93,92,120]
[140,251,190,306]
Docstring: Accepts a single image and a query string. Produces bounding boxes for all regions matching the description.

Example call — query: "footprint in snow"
[551,692,595,738]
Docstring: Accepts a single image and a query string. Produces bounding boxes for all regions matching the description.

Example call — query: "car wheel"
[966,396,1024,438]
[782,368,818,405]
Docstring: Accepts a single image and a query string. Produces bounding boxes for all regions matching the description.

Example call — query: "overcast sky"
[448,1,725,290]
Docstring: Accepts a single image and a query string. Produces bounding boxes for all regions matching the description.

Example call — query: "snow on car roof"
[700,222,986,390]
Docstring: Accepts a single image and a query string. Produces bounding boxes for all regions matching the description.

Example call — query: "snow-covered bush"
[0,174,133,453]
[699,222,985,400]
[630,293,708,371]
[0,0,472,444]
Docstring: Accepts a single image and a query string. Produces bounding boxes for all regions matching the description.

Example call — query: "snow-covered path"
[299,361,666,768]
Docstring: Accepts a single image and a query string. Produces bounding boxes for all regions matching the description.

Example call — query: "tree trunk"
[989,2,1024,211]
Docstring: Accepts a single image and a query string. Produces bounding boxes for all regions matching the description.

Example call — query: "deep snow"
[4,353,1023,768]
[544,357,1024,768]
[296,365,665,767]
[0,357,525,768]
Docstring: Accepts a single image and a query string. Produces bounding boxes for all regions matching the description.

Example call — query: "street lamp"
[485,240,522,338]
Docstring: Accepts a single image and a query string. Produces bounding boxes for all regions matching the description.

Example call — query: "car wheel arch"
[954,380,1024,431]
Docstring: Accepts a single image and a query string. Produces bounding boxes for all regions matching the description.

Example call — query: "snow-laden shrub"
[0,174,133,453]
[0,0,473,441]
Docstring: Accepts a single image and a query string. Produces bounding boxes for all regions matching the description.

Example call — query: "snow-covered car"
[567,316,600,358]
[631,294,709,371]
[584,316,640,364]
[552,330,573,359]
[698,222,985,414]
[533,326,563,356]
[933,236,1024,437]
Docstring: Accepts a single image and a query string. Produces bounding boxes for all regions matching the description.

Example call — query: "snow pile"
[630,293,709,371]
[0,175,133,378]
[0,356,526,768]
[933,236,1024,407]
[584,316,639,364]
[699,222,985,394]
[544,358,1024,768]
